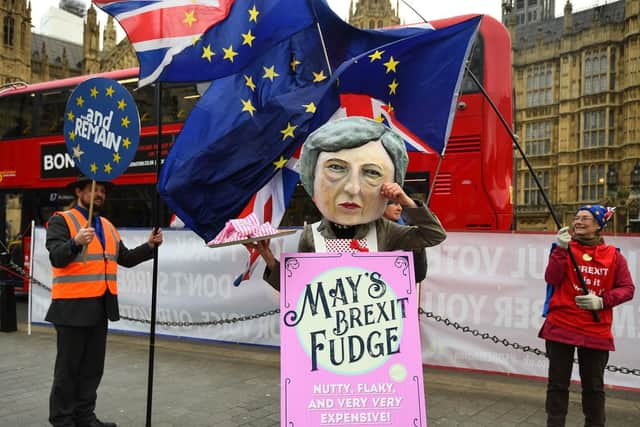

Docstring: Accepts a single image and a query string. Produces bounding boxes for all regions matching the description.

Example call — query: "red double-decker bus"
[0,15,512,293]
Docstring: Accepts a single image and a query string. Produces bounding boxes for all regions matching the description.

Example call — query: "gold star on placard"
[123,137,131,149]
[368,50,384,62]
[241,99,256,116]
[121,116,130,128]
[374,114,385,123]
[68,130,76,141]
[262,65,279,82]
[72,144,84,160]
[312,70,327,82]
[90,162,98,174]
[76,96,84,107]
[90,87,98,98]
[202,44,215,62]
[117,99,126,110]
[290,57,301,72]
[104,163,112,174]
[280,122,297,140]
[183,10,197,27]
[387,102,394,113]
[384,56,400,73]
[223,45,239,62]
[388,79,399,95]
[248,5,259,22]
[273,156,288,170]
[244,75,256,91]
[105,86,114,97]
[241,30,255,47]
[67,111,74,121]
[192,34,202,46]
[303,102,316,113]
[113,152,121,163]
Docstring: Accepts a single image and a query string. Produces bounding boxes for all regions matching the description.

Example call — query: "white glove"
[575,293,604,311]
[556,226,570,249]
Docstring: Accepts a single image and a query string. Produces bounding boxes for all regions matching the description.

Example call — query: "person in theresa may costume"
[247,116,446,290]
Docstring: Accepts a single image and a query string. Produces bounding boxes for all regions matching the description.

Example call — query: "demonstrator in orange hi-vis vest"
[45,176,163,427]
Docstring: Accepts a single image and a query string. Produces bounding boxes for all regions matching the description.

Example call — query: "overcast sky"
[30,0,608,40]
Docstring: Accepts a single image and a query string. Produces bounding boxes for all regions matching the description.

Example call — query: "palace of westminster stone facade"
[1,0,639,232]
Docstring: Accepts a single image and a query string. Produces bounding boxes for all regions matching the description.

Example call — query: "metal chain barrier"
[10,256,639,376]
[418,307,640,376]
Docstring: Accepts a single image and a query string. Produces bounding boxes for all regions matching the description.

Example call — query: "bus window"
[38,88,73,135]
[403,171,429,203]
[459,34,484,94]
[0,92,33,139]
[163,83,199,123]
[123,81,155,127]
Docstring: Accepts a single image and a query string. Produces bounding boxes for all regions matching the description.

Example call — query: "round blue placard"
[63,77,140,182]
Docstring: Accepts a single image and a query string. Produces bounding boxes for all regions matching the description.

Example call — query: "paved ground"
[1,299,639,426]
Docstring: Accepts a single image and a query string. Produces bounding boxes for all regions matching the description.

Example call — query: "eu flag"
[158,0,481,241]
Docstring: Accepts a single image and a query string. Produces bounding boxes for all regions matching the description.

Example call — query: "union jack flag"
[93,0,234,86]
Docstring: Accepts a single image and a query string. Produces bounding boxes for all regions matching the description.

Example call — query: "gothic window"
[582,109,611,148]
[584,49,608,95]
[523,171,549,206]
[378,20,383,28]
[525,121,551,156]
[581,164,605,201]
[3,16,14,47]
[20,22,26,49]
[369,20,375,29]
[526,63,553,107]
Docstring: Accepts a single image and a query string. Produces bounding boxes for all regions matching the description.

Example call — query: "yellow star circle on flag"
[202,44,215,62]
[90,87,98,98]
[67,111,74,121]
[104,163,112,174]
[113,152,121,163]
[273,156,288,170]
[123,137,131,149]
[384,56,400,73]
[118,99,127,110]
[263,65,279,82]
[76,96,84,107]
[121,116,130,128]
[106,86,114,97]
[369,50,384,62]
[183,10,197,27]
[303,102,316,113]
[248,5,259,22]
[223,45,239,62]
[241,30,256,47]
[280,122,297,140]
[244,75,256,91]
[241,99,256,116]
[312,70,327,82]
[90,163,98,174]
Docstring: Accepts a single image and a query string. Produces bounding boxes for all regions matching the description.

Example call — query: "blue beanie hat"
[577,205,615,229]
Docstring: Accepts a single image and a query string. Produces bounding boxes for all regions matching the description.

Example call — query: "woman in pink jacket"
[540,205,634,427]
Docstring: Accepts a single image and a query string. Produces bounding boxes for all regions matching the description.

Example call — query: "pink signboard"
[281,252,427,426]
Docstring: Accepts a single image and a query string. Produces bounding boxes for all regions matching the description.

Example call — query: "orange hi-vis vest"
[51,209,121,299]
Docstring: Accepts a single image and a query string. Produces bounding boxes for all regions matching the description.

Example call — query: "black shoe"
[80,419,117,427]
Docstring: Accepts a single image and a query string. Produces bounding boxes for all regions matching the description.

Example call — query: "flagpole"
[146,82,163,426]
[465,68,598,322]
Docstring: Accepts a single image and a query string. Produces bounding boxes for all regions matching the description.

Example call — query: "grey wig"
[299,116,408,197]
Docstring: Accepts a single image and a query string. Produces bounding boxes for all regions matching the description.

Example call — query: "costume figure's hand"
[556,226,571,249]
[148,228,163,248]
[575,293,604,311]
[380,183,416,208]
[244,239,276,270]
[74,227,95,246]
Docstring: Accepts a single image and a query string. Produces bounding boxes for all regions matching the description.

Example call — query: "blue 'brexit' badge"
[63,77,140,182]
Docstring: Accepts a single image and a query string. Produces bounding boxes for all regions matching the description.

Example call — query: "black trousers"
[545,340,609,427]
[49,318,108,427]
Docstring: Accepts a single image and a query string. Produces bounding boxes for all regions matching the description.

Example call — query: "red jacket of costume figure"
[540,240,634,351]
